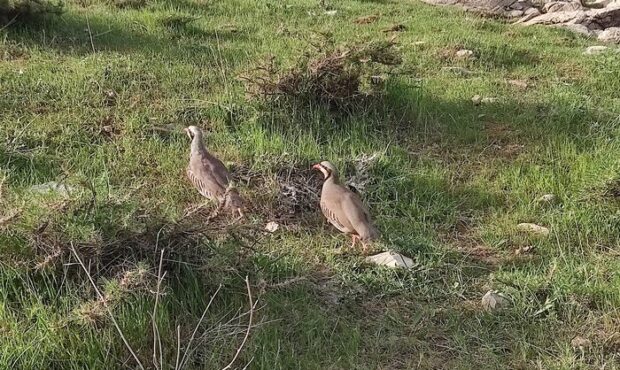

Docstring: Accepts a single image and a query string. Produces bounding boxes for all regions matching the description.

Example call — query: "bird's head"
[312,161,338,180]
[184,126,203,141]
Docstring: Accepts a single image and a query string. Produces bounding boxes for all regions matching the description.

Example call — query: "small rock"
[517,223,550,236]
[265,221,279,233]
[571,336,592,351]
[598,27,620,43]
[515,245,534,255]
[413,41,427,45]
[510,1,529,10]
[507,79,529,89]
[481,97,498,103]
[506,9,524,17]
[481,290,509,310]
[472,95,498,104]
[584,45,609,54]
[537,194,558,203]
[365,251,415,269]
[442,66,473,76]
[456,49,475,58]
[324,10,337,16]
[30,182,76,196]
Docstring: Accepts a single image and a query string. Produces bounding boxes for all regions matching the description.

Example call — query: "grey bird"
[184,125,244,218]
[313,161,379,254]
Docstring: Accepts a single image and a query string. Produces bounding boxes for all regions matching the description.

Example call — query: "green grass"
[1,0,620,368]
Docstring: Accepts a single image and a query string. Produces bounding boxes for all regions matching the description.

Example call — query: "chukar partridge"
[313,161,378,254]
[184,125,244,218]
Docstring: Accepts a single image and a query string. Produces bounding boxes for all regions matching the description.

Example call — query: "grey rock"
[584,45,610,53]
[456,49,475,58]
[543,1,583,13]
[365,252,416,269]
[517,223,550,236]
[481,290,509,310]
[30,182,76,196]
[598,27,620,42]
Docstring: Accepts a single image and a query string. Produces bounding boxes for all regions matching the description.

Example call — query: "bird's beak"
[183,128,192,140]
[312,163,321,171]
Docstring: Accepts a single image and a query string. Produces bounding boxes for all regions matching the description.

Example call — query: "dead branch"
[221,276,255,370]
[70,244,145,370]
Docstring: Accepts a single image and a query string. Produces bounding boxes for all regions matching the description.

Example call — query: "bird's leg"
[350,235,359,250]
[206,199,226,221]
[360,240,371,256]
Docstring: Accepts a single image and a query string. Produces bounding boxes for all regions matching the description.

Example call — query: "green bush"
[0,0,63,24]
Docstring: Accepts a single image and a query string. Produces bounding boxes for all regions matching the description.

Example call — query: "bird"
[313,161,379,254]
[184,125,244,219]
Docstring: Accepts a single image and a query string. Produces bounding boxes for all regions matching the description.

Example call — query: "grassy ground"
[1,0,620,368]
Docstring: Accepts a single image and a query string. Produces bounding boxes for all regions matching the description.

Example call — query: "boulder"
[598,26,620,42]
[543,1,584,13]
[584,45,610,53]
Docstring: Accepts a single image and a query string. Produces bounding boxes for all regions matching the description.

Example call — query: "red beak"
[312,163,321,170]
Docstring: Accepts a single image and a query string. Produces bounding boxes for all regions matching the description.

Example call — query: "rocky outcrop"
[421,0,620,43]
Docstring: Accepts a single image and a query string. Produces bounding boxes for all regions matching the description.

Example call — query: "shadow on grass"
[3,11,251,68]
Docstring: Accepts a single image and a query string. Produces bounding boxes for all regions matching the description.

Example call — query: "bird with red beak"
[313,161,379,254]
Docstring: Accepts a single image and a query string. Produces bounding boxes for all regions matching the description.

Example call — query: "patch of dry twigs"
[240,38,402,110]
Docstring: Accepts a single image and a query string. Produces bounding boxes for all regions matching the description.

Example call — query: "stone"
[537,194,558,203]
[324,10,337,16]
[456,49,475,58]
[543,1,584,13]
[522,10,587,25]
[510,0,530,10]
[514,7,542,23]
[365,251,415,269]
[598,27,620,42]
[517,223,550,236]
[560,23,596,36]
[30,182,76,196]
[265,221,279,233]
[472,95,482,105]
[481,290,509,310]
[584,45,609,54]
[506,9,525,17]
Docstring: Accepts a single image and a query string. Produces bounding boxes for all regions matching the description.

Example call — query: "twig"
[178,284,223,369]
[175,325,182,370]
[152,249,166,370]
[221,276,255,370]
[69,244,145,370]
[0,14,19,32]
[86,15,96,53]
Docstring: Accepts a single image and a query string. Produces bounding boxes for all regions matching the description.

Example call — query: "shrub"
[0,0,63,24]
[241,38,402,110]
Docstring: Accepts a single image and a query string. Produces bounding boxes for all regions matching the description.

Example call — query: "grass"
[1,0,620,368]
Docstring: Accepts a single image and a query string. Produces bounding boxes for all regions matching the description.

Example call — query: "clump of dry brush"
[241,37,402,110]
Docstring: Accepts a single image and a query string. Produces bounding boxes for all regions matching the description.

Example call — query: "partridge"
[184,126,244,218]
[313,161,379,254]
